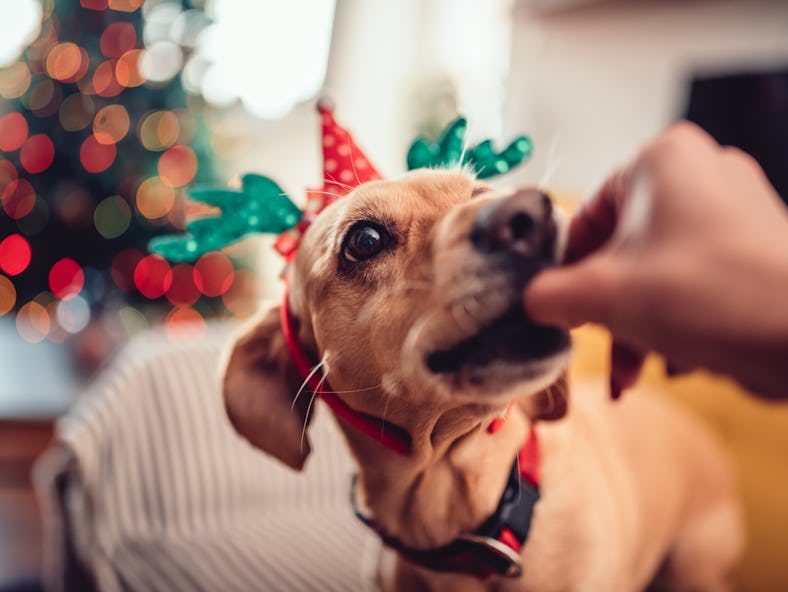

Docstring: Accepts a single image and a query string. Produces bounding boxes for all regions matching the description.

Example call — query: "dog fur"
[223,170,743,591]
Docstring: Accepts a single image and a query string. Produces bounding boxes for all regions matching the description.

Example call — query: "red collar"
[280,284,540,578]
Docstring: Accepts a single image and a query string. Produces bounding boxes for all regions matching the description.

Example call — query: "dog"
[222,170,743,591]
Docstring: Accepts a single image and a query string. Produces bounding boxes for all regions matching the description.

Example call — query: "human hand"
[525,122,788,399]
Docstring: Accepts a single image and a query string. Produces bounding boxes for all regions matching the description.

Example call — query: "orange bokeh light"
[136,176,175,219]
[0,275,15,317]
[93,60,123,97]
[165,307,207,342]
[45,43,82,81]
[93,104,130,145]
[158,145,197,188]
[17,301,50,344]
[108,0,143,12]
[100,22,137,58]
[0,113,28,151]
[20,134,55,174]
[2,179,36,219]
[193,252,234,297]
[80,135,116,173]
[115,49,145,87]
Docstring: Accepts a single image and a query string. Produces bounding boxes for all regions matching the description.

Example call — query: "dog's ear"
[223,305,314,470]
[519,374,569,421]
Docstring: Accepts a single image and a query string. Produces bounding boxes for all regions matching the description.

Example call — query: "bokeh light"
[93,104,130,144]
[0,275,16,316]
[100,22,136,58]
[45,42,82,81]
[115,49,145,87]
[140,41,182,82]
[56,185,93,228]
[93,59,123,97]
[60,47,89,84]
[59,93,95,131]
[110,248,143,291]
[108,0,144,13]
[136,176,175,219]
[25,79,55,112]
[80,134,116,173]
[49,258,85,300]
[0,159,17,188]
[193,252,234,297]
[134,254,172,298]
[56,295,91,334]
[165,263,200,307]
[20,133,55,173]
[158,145,197,187]
[0,62,32,99]
[222,268,260,317]
[0,113,29,151]
[138,110,179,151]
[80,0,108,11]
[1,179,35,219]
[0,234,32,276]
[165,306,206,342]
[0,0,41,68]
[16,301,50,343]
[94,195,131,238]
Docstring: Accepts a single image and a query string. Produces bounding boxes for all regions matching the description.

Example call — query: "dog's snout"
[470,189,555,259]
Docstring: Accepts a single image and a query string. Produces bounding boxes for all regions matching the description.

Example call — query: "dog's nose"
[470,188,556,260]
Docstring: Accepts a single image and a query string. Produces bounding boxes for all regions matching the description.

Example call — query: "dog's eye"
[342,223,389,263]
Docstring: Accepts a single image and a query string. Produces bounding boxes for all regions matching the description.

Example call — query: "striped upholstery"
[35,325,382,592]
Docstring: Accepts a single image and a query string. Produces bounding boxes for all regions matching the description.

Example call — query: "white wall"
[504,0,788,196]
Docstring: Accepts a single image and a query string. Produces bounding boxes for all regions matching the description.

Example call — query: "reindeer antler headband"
[149,103,533,263]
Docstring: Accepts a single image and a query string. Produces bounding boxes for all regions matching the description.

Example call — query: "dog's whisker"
[345,135,362,187]
[291,355,328,413]
[380,390,393,440]
[323,175,355,192]
[299,390,318,454]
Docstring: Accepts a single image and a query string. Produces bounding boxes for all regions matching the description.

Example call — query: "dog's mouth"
[425,306,569,375]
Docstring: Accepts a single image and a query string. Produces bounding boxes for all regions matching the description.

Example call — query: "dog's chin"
[422,306,570,397]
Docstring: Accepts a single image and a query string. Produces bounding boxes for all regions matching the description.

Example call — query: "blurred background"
[0,0,786,590]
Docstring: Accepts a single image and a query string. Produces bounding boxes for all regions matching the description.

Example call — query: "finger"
[523,256,619,328]
[610,340,646,400]
[565,164,635,263]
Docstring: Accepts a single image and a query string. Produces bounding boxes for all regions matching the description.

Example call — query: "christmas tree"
[0,0,250,346]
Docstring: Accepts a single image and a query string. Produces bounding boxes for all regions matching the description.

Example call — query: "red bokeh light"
[49,258,85,300]
[20,134,55,174]
[80,0,108,10]
[134,254,173,299]
[165,263,200,307]
[0,113,29,152]
[80,134,116,173]
[193,252,235,297]
[158,145,198,187]
[0,234,32,276]
[93,60,123,97]
[100,22,137,58]
[110,248,143,291]
[1,178,35,219]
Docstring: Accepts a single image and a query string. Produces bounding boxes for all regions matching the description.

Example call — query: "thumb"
[523,256,619,328]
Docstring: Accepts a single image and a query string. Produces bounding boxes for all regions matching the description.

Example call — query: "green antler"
[406,117,533,179]
[149,173,303,263]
